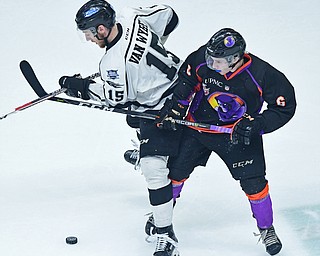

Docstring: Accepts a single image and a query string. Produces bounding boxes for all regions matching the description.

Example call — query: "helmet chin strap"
[228,57,243,70]
[93,26,112,42]
[214,57,243,74]
[103,28,113,45]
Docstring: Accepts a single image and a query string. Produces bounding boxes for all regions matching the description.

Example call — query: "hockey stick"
[0,88,67,120]
[19,60,157,119]
[0,62,100,121]
[19,60,232,133]
[20,60,101,97]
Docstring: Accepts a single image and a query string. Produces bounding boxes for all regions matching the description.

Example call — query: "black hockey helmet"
[206,28,246,59]
[75,0,116,32]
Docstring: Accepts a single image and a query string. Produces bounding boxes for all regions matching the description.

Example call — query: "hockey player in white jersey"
[59,1,182,255]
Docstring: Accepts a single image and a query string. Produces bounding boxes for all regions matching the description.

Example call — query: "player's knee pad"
[240,176,268,195]
[140,155,170,190]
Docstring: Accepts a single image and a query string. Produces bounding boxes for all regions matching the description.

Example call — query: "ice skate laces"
[131,139,140,170]
[130,149,140,169]
[124,139,140,170]
[254,226,279,247]
[154,233,178,252]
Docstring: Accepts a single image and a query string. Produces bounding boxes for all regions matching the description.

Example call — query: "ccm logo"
[233,159,254,168]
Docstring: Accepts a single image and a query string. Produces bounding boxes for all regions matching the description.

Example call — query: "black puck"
[66,236,78,244]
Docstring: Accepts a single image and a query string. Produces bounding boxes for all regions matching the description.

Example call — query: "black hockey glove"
[155,98,188,131]
[231,116,265,145]
[59,74,91,100]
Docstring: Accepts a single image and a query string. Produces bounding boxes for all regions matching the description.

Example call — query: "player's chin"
[97,42,106,48]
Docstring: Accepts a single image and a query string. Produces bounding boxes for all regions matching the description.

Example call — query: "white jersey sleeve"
[88,5,183,112]
[121,5,178,41]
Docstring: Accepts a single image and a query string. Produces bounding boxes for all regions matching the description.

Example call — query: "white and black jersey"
[88,5,183,112]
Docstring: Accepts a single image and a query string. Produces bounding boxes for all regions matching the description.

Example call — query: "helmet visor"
[205,52,232,72]
[205,51,238,70]
[77,27,97,42]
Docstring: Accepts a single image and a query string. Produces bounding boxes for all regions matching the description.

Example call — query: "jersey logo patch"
[207,92,247,122]
[276,96,286,107]
[106,70,119,80]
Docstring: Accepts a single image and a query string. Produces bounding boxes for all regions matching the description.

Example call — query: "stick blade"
[20,60,48,97]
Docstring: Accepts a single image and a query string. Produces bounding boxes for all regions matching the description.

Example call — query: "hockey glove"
[156,98,188,131]
[231,116,265,145]
[59,74,91,100]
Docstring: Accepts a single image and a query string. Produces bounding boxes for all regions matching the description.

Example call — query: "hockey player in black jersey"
[156,28,296,255]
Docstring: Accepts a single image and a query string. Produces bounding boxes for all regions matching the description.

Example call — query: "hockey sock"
[172,181,184,202]
[247,184,273,229]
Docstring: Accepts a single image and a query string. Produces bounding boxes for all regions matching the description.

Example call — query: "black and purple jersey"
[173,45,296,134]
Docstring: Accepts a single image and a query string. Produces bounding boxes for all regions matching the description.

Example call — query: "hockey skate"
[153,224,179,256]
[145,213,156,236]
[256,225,282,255]
[145,213,157,243]
[124,149,140,169]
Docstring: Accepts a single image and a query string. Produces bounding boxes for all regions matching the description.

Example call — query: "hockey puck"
[66,236,78,244]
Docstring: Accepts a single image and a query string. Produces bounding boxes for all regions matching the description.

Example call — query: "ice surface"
[0,0,319,255]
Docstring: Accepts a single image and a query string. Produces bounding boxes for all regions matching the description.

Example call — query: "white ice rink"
[1,1,319,255]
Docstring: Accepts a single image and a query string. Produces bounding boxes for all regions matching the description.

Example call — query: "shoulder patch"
[107,70,119,80]
[276,96,286,107]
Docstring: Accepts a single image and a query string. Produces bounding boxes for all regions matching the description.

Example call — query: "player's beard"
[96,39,106,48]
